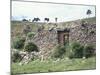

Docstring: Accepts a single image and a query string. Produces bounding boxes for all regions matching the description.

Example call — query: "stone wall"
[69,24,96,46]
[27,23,96,59]
[30,30,58,59]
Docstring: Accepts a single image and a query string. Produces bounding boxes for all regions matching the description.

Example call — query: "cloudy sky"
[12,1,96,22]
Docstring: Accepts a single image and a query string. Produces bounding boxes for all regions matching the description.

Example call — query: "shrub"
[84,44,95,58]
[68,42,95,59]
[12,52,21,62]
[69,42,84,58]
[13,37,25,49]
[27,32,35,38]
[25,42,39,52]
[52,45,66,58]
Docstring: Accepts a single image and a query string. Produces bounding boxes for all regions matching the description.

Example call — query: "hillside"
[11,17,96,37]
[11,17,96,58]
[58,17,96,28]
[11,17,96,74]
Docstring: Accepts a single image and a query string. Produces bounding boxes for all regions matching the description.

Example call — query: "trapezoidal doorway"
[57,28,70,45]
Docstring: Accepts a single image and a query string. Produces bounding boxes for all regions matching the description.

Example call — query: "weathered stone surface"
[69,24,96,45]
[25,23,96,60]
[12,22,96,64]
[30,30,58,60]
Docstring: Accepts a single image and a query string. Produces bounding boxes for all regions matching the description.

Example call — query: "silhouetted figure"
[44,18,49,22]
[22,19,28,22]
[55,17,58,23]
[32,18,40,22]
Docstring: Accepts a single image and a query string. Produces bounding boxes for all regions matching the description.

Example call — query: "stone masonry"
[27,23,96,59]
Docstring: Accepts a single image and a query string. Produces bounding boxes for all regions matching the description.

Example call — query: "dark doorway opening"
[57,28,70,45]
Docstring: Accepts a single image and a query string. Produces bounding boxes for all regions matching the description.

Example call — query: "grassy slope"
[62,17,96,24]
[11,17,96,39]
[11,17,96,35]
[11,21,38,32]
[82,17,96,24]
[11,17,96,40]
[58,17,96,28]
[11,56,96,74]
[11,17,96,74]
